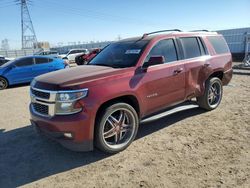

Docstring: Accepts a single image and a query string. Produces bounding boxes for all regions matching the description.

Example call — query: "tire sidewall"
[0,77,8,90]
[95,103,139,154]
[205,77,223,109]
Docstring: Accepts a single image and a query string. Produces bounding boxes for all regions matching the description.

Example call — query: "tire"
[95,103,139,154]
[197,77,223,111]
[0,77,8,90]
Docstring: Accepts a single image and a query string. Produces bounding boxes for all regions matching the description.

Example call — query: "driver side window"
[145,39,178,63]
[15,58,34,67]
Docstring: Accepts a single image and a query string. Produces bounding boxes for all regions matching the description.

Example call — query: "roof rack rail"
[142,29,182,38]
[190,29,209,32]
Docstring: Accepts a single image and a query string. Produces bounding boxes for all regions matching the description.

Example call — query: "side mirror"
[143,56,165,68]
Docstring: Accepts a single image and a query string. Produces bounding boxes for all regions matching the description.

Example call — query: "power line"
[35,0,157,26]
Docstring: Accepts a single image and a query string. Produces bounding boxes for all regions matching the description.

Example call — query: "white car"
[59,49,89,63]
[34,50,59,58]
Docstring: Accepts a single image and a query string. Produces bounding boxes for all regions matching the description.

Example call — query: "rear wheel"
[197,77,223,110]
[95,103,139,154]
[0,77,8,90]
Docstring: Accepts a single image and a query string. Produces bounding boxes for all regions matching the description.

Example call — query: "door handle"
[204,62,211,67]
[173,68,183,75]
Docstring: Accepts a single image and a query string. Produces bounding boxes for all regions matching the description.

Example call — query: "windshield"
[89,40,148,68]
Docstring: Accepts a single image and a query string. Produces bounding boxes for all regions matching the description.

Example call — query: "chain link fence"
[0,49,39,59]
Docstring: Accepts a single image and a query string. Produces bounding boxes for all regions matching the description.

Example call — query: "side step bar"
[141,102,199,124]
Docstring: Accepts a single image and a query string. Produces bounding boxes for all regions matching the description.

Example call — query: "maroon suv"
[30,30,232,153]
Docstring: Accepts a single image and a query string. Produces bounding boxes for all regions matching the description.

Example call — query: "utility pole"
[1,39,10,51]
[18,0,38,49]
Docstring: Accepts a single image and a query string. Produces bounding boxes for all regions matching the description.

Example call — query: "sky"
[0,0,249,49]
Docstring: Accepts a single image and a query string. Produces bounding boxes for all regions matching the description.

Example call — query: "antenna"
[17,0,38,49]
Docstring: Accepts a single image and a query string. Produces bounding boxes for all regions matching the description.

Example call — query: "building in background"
[37,41,50,50]
[217,27,250,61]
[1,39,10,51]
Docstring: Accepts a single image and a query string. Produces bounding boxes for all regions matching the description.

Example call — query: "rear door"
[32,57,54,77]
[178,37,210,98]
[141,38,186,115]
[6,57,34,84]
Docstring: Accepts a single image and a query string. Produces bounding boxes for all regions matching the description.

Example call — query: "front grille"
[33,103,49,115]
[31,89,50,99]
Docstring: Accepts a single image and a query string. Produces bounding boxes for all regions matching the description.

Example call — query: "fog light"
[64,133,73,138]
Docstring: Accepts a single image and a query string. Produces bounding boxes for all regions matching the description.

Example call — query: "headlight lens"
[56,90,88,102]
[55,89,88,115]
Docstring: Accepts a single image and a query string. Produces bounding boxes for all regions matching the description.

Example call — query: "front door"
[6,57,34,84]
[140,39,186,115]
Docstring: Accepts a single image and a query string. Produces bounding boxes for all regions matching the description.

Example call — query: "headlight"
[56,89,88,102]
[55,89,88,115]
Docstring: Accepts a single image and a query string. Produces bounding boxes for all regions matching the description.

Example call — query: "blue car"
[0,56,66,90]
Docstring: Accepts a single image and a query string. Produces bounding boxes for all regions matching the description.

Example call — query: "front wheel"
[197,77,223,110]
[0,77,8,90]
[95,103,139,154]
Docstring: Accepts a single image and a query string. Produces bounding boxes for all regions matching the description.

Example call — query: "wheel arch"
[0,75,9,84]
[208,70,224,80]
[95,95,141,121]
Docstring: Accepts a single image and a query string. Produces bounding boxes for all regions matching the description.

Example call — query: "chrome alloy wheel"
[102,108,136,149]
[208,81,222,107]
[0,78,7,90]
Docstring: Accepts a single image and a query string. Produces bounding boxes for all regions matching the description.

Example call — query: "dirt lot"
[0,74,249,188]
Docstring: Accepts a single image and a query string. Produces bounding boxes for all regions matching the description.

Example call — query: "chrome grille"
[33,103,49,115]
[31,88,50,99]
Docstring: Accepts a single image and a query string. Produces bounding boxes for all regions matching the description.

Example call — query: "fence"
[0,41,112,59]
[0,49,39,58]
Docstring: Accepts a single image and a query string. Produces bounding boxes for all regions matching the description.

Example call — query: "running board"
[141,103,199,124]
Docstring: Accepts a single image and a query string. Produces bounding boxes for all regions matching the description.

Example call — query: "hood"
[34,65,128,90]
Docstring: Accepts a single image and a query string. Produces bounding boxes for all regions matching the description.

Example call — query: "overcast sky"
[0,0,249,49]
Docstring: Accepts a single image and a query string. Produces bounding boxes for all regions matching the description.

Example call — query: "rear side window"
[15,58,34,67]
[48,58,54,62]
[180,37,201,59]
[35,57,49,64]
[207,36,229,54]
[146,39,178,63]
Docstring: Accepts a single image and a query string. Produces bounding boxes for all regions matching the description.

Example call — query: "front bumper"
[30,105,94,151]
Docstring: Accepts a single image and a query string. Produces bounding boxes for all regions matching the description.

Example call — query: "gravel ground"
[0,74,249,188]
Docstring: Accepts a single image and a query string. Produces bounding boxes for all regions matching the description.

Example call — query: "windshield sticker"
[125,49,141,54]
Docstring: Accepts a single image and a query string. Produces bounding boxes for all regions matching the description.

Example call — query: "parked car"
[0,56,66,90]
[59,49,89,63]
[34,50,59,58]
[0,56,10,66]
[30,30,232,153]
[75,48,101,65]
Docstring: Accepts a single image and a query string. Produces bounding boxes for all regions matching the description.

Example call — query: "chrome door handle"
[173,68,183,75]
[204,62,211,67]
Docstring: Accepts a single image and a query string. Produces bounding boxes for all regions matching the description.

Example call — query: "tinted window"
[69,50,77,54]
[207,36,229,54]
[48,58,54,62]
[180,37,201,59]
[49,51,57,54]
[145,39,178,63]
[35,57,49,64]
[15,58,34,67]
